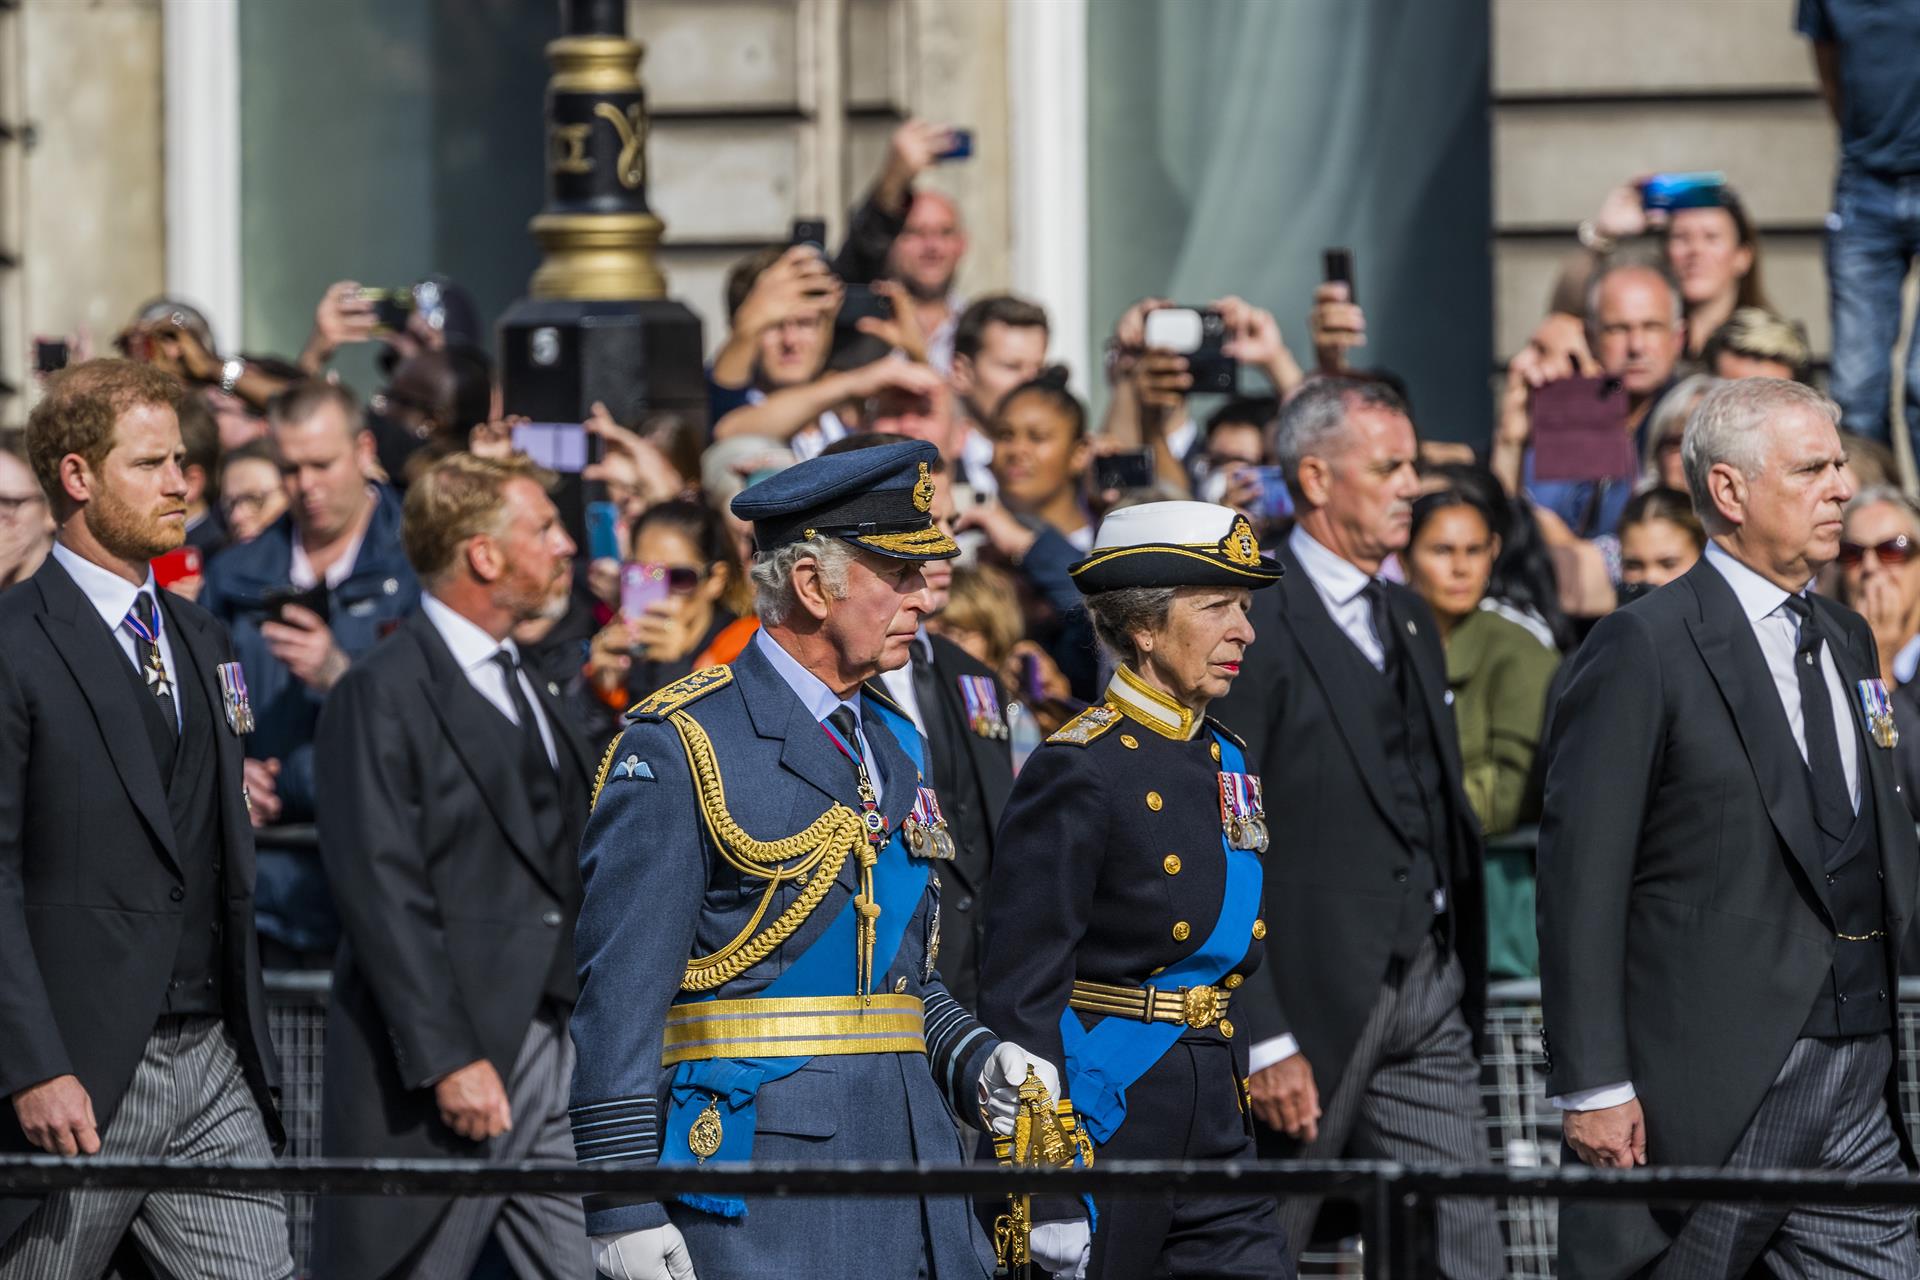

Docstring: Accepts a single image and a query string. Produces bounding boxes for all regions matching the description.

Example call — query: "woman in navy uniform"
[978,500,1293,1280]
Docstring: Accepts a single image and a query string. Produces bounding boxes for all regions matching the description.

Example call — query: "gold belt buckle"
[1181,985,1222,1028]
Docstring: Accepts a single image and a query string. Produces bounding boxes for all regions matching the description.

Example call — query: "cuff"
[585,1197,670,1238]
[570,1095,662,1165]
[1550,1081,1636,1112]
[1248,1034,1299,1075]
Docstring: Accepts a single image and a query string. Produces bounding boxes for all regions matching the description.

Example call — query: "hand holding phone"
[620,562,671,622]
[1092,449,1155,494]
[1529,376,1636,483]
[1142,307,1236,394]
[33,337,69,375]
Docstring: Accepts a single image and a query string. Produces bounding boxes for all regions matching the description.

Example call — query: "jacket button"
[170,887,185,902]
[1145,791,1163,811]
[541,909,562,927]
[1223,974,1243,990]
[1251,919,1267,940]
[1163,855,1182,876]
[1171,921,1191,942]
[1219,1019,1235,1039]
[956,896,974,912]
[1394,870,1408,883]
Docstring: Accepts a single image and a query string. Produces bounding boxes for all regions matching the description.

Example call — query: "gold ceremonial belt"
[661,993,926,1065]
[1069,979,1231,1028]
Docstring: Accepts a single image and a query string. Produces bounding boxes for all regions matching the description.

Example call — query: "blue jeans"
[1826,163,1920,458]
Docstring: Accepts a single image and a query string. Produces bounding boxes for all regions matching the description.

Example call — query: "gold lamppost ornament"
[991,1068,1093,1279]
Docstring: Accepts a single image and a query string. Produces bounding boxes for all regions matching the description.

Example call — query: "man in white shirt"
[1210,377,1502,1277]
[1538,377,1920,1279]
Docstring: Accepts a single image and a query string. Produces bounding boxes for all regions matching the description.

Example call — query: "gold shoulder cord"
[669,709,866,992]
[589,735,621,810]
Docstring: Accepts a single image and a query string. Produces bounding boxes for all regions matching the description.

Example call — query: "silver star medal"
[145,651,174,700]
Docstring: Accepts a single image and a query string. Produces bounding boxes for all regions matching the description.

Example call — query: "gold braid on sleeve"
[670,709,865,993]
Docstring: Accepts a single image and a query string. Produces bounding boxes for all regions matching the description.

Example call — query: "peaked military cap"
[1069,500,1282,592]
[730,437,959,561]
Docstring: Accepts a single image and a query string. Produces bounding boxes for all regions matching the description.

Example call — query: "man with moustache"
[1538,378,1920,1279]
[1212,377,1501,1276]
[312,452,595,1279]
[0,359,291,1276]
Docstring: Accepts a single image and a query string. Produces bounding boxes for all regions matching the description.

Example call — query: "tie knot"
[132,591,158,628]
[492,647,521,676]
[827,704,860,748]
[1781,594,1821,652]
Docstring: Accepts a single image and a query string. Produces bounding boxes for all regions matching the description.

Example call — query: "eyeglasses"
[222,490,279,516]
[1838,535,1915,568]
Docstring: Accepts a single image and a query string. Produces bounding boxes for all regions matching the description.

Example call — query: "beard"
[88,482,183,563]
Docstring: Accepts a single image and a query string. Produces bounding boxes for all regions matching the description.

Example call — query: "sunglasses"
[1839,534,1915,568]
[661,565,707,594]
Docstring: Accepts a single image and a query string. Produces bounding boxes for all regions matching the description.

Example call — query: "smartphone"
[1322,247,1357,305]
[835,283,890,329]
[33,337,68,375]
[1141,306,1236,394]
[1530,376,1636,483]
[1249,465,1293,522]
[790,218,828,253]
[151,546,202,588]
[261,581,331,625]
[511,421,590,473]
[1021,653,1046,704]
[356,287,415,335]
[1092,449,1155,493]
[936,129,973,162]
[621,562,671,621]
[1641,171,1725,213]
[585,500,622,562]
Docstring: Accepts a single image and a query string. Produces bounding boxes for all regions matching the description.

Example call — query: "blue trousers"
[1826,163,1920,461]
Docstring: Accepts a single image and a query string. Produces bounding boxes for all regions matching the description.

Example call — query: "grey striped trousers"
[0,1015,293,1280]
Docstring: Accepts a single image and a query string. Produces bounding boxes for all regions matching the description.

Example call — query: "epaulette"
[1205,716,1246,750]
[627,665,734,722]
[1047,702,1122,747]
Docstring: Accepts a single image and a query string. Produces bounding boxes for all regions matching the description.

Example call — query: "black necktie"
[909,642,944,760]
[828,704,864,769]
[1781,594,1855,843]
[493,649,561,847]
[1362,578,1401,684]
[126,592,178,739]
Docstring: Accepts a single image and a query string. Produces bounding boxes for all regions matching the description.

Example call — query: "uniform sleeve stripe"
[941,1025,993,1098]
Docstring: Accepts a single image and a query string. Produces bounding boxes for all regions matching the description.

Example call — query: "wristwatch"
[219,357,246,395]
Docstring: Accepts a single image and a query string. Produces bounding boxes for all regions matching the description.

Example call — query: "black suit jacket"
[1537,558,1920,1280]
[1211,541,1487,1115]
[0,554,281,1247]
[310,609,593,1280]
[867,635,1014,1010]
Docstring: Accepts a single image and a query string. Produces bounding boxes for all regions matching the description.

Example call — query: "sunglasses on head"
[1839,534,1915,568]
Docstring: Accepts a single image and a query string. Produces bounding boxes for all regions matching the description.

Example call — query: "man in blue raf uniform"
[571,438,1055,1280]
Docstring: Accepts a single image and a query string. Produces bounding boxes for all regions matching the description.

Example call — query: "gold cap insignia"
[912,461,935,513]
[1221,514,1261,568]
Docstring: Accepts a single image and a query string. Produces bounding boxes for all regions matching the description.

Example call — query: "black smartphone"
[33,338,68,375]
[261,582,331,625]
[1093,449,1155,493]
[357,287,414,335]
[1141,307,1237,394]
[835,284,890,328]
[936,129,974,162]
[790,218,828,253]
[1323,247,1356,304]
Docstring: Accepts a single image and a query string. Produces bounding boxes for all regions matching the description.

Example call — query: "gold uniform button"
[1219,1019,1235,1039]
[1163,855,1182,875]
[1223,973,1243,990]
[1146,791,1163,811]
[1172,921,1191,942]
[1121,734,1139,749]
[1210,742,1221,762]
[1251,919,1267,940]
[894,975,909,993]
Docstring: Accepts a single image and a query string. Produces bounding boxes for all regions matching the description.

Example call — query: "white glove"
[978,1041,1063,1136]
[592,1225,698,1280]
[1031,1218,1092,1278]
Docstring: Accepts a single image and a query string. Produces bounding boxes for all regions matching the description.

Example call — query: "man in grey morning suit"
[1539,378,1920,1279]
[570,439,1055,1279]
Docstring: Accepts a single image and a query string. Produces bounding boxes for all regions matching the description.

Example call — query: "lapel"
[929,638,1013,812]
[1682,561,1831,916]
[410,613,559,896]
[735,639,863,816]
[30,555,180,874]
[1820,598,1917,930]
[1275,543,1416,847]
[160,593,250,884]
[526,662,592,789]
[1390,589,1473,812]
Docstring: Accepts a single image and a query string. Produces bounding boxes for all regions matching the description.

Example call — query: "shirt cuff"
[1550,1081,1636,1111]
[1248,1034,1299,1075]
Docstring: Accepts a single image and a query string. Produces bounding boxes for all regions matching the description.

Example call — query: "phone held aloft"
[1093,449,1155,494]
[1529,375,1635,484]
[1142,307,1236,394]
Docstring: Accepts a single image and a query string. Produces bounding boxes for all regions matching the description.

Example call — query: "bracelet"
[1576,219,1616,255]
[219,357,246,395]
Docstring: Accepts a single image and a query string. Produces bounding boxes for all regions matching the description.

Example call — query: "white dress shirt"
[53,541,181,731]
[754,628,882,801]
[1248,526,1395,1077]
[1553,541,1861,1113]
[288,494,373,590]
[877,630,934,740]
[420,594,557,768]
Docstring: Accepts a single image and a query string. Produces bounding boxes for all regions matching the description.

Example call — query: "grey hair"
[1083,587,1177,668]
[1641,372,1725,481]
[1272,377,1410,502]
[1845,484,1920,534]
[1585,256,1683,344]
[1681,378,1841,536]
[749,535,856,626]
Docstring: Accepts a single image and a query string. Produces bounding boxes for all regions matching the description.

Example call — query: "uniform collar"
[51,540,158,634]
[1105,663,1200,740]
[754,628,863,731]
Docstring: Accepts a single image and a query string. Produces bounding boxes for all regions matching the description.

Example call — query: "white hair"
[750,535,855,626]
[1681,378,1841,536]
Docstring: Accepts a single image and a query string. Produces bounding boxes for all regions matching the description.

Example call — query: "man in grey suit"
[1539,377,1920,1279]
[0,361,290,1277]
[313,452,596,1279]
[572,439,1055,1279]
